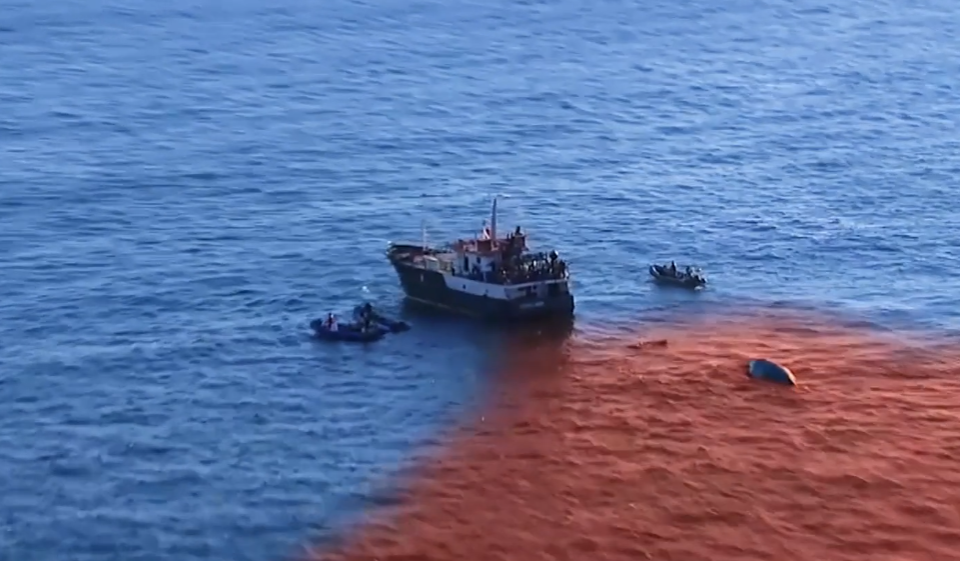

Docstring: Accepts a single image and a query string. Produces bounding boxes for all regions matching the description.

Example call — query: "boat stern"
[506,288,575,321]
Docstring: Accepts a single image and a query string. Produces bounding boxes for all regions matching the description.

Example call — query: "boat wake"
[311,312,960,561]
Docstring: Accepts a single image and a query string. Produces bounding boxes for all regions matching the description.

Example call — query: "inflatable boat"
[649,263,707,289]
[309,318,388,342]
[352,305,411,333]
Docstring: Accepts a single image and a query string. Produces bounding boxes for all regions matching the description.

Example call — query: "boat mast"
[490,196,498,241]
[421,218,427,250]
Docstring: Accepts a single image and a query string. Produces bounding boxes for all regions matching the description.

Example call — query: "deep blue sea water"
[2,0,959,559]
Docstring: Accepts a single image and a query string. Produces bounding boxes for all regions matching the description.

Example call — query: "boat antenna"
[490,196,498,241]
[420,218,427,250]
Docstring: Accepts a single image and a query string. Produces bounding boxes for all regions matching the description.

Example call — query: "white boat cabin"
[449,230,525,277]
[406,198,569,299]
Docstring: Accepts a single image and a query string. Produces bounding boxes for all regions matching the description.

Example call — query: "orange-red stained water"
[311,315,960,561]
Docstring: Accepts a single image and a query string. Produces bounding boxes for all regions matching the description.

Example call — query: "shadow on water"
[395,296,578,396]
[397,298,576,337]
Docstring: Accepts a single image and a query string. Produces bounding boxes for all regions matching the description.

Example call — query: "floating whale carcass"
[747,359,797,386]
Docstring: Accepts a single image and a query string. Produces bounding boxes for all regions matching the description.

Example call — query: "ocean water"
[1,0,958,559]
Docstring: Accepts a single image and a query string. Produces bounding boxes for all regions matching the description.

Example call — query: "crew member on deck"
[327,314,339,332]
[480,221,492,240]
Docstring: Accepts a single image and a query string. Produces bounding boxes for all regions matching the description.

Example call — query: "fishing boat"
[386,198,574,321]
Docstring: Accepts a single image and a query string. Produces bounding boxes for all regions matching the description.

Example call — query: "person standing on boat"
[359,303,374,330]
[326,313,339,332]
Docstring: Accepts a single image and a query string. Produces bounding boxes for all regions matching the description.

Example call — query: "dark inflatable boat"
[353,304,410,333]
[309,318,388,342]
[649,263,707,289]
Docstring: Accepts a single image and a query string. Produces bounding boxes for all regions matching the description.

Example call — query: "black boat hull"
[390,261,574,322]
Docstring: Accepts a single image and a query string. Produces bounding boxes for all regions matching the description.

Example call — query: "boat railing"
[508,277,569,288]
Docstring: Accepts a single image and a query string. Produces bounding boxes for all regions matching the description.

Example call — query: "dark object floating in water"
[353,304,410,333]
[628,339,669,350]
[309,318,388,343]
[649,262,707,289]
[747,359,797,386]
[385,196,575,322]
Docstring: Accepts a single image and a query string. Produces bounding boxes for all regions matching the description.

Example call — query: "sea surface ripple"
[1,0,958,558]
